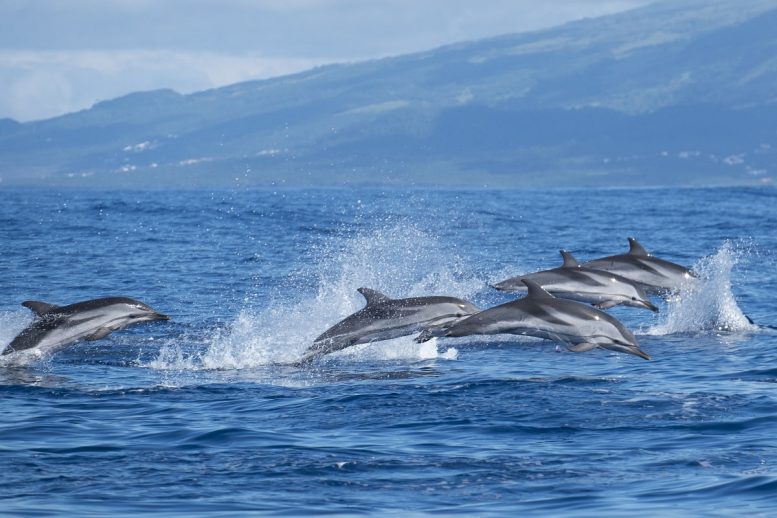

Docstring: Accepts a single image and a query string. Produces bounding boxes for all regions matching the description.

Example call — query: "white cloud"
[5,67,76,122]
[0,50,332,121]
[0,0,652,121]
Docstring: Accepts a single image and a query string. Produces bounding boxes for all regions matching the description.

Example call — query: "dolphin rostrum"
[582,237,695,294]
[298,287,480,364]
[2,297,170,356]
[417,279,650,360]
[492,250,658,312]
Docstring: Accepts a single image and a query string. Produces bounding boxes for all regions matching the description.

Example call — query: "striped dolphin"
[582,237,695,294]
[2,297,170,356]
[417,279,650,360]
[492,250,658,312]
[298,288,479,364]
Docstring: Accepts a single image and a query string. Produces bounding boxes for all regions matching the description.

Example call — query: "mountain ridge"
[1,0,775,187]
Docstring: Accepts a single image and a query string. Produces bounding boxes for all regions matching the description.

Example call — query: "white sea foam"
[0,311,38,366]
[647,241,757,335]
[149,223,478,370]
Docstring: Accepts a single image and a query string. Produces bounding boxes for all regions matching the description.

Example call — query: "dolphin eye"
[632,297,637,301]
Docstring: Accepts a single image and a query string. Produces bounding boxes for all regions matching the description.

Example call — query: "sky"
[0,0,650,122]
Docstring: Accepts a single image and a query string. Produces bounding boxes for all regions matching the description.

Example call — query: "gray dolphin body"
[582,237,695,294]
[2,297,170,356]
[417,279,649,360]
[299,288,480,363]
[492,251,658,312]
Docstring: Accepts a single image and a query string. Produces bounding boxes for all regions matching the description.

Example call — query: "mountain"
[1,0,776,188]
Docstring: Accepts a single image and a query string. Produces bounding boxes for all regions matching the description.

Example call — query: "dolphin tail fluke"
[290,351,320,368]
[414,330,435,343]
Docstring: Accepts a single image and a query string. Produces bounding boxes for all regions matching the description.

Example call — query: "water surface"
[1,187,775,516]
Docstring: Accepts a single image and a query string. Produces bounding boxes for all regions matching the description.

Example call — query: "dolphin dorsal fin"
[357,287,391,306]
[628,237,649,256]
[559,250,580,268]
[22,300,59,316]
[521,279,555,299]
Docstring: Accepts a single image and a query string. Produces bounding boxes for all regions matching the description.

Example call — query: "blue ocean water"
[0,187,775,516]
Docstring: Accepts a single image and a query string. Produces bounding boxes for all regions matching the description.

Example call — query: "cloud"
[0,1,651,55]
[0,0,651,120]
[0,50,332,121]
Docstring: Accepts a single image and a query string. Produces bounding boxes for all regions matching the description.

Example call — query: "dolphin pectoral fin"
[567,343,599,353]
[85,327,114,341]
[593,300,619,310]
[22,300,59,317]
[415,328,441,343]
[415,322,453,343]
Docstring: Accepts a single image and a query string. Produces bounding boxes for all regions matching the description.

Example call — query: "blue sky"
[0,0,649,122]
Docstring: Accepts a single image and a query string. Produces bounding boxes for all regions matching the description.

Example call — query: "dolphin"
[2,297,170,356]
[298,287,480,364]
[417,279,650,360]
[582,237,695,294]
[492,250,658,312]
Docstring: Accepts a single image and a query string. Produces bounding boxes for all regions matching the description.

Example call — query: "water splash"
[648,241,757,335]
[0,311,38,367]
[149,223,479,370]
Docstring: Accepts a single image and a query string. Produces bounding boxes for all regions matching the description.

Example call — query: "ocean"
[0,187,775,516]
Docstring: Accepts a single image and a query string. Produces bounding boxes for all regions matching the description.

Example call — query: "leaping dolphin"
[417,279,650,360]
[492,250,658,312]
[2,297,170,356]
[298,287,480,364]
[582,237,695,294]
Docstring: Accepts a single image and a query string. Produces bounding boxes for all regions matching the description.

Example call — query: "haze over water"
[1,187,775,516]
